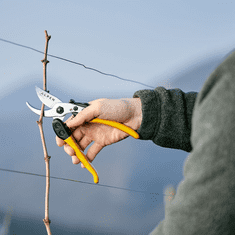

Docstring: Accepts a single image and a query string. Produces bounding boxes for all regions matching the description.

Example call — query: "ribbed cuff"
[133,89,160,140]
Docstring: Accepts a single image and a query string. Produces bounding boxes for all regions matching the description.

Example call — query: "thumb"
[66,103,98,129]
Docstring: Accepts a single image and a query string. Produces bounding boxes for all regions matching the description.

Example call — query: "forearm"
[130,97,143,131]
[133,88,198,152]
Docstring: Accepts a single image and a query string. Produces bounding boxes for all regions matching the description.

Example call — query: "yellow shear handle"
[64,135,99,184]
[90,118,139,139]
[62,118,138,184]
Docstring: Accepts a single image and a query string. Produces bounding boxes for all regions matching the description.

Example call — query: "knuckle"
[95,98,107,114]
[72,155,80,164]
[64,144,75,156]
[56,137,63,147]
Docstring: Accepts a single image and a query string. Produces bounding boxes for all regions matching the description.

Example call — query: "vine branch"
[36,30,52,235]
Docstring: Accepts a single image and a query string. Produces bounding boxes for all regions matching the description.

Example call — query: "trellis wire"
[0,38,155,89]
[0,167,161,195]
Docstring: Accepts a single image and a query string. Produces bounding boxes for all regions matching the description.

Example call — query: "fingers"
[79,142,103,168]
[86,142,103,163]
[55,99,105,168]
[62,133,96,165]
[66,101,99,129]
[71,155,80,165]
[56,99,101,146]
[63,143,76,155]
[56,136,65,147]
[56,115,75,147]
[62,140,103,168]
[63,143,83,165]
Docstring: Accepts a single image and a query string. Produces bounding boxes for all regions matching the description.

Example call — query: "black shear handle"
[52,118,72,140]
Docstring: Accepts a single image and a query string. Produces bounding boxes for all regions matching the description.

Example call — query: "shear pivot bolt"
[73,106,78,111]
[56,106,64,114]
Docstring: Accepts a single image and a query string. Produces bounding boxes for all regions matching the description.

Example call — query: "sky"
[0,1,235,234]
[1,0,235,99]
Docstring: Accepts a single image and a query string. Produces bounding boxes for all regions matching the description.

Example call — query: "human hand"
[56,98,142,168]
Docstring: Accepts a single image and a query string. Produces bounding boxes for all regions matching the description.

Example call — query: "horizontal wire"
[0,167,160,195]
[0,38,155,89]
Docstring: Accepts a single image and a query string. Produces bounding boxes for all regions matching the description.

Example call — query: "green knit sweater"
[133,51,235,235]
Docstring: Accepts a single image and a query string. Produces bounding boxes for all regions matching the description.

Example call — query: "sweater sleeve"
[135,50,235,235]
[133,87,198,152]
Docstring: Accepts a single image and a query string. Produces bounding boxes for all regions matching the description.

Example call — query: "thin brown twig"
[36,30,52,235]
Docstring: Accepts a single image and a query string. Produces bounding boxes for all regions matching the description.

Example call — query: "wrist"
[131,97,142,131]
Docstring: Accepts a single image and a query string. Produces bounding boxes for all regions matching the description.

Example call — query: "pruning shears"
[26,86,140,184]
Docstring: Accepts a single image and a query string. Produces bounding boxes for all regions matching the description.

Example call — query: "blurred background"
[0,1,235,234]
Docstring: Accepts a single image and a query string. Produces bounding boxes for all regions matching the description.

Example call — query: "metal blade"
[26,102,65,121]
[26,102,42,116]
[35,86,62,108]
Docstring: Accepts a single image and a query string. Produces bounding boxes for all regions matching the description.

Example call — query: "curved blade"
[35,86,62,108]
[26,102,42,115]
[26,102,65,121]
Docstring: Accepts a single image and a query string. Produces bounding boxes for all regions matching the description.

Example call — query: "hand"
[56,98,142,168]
